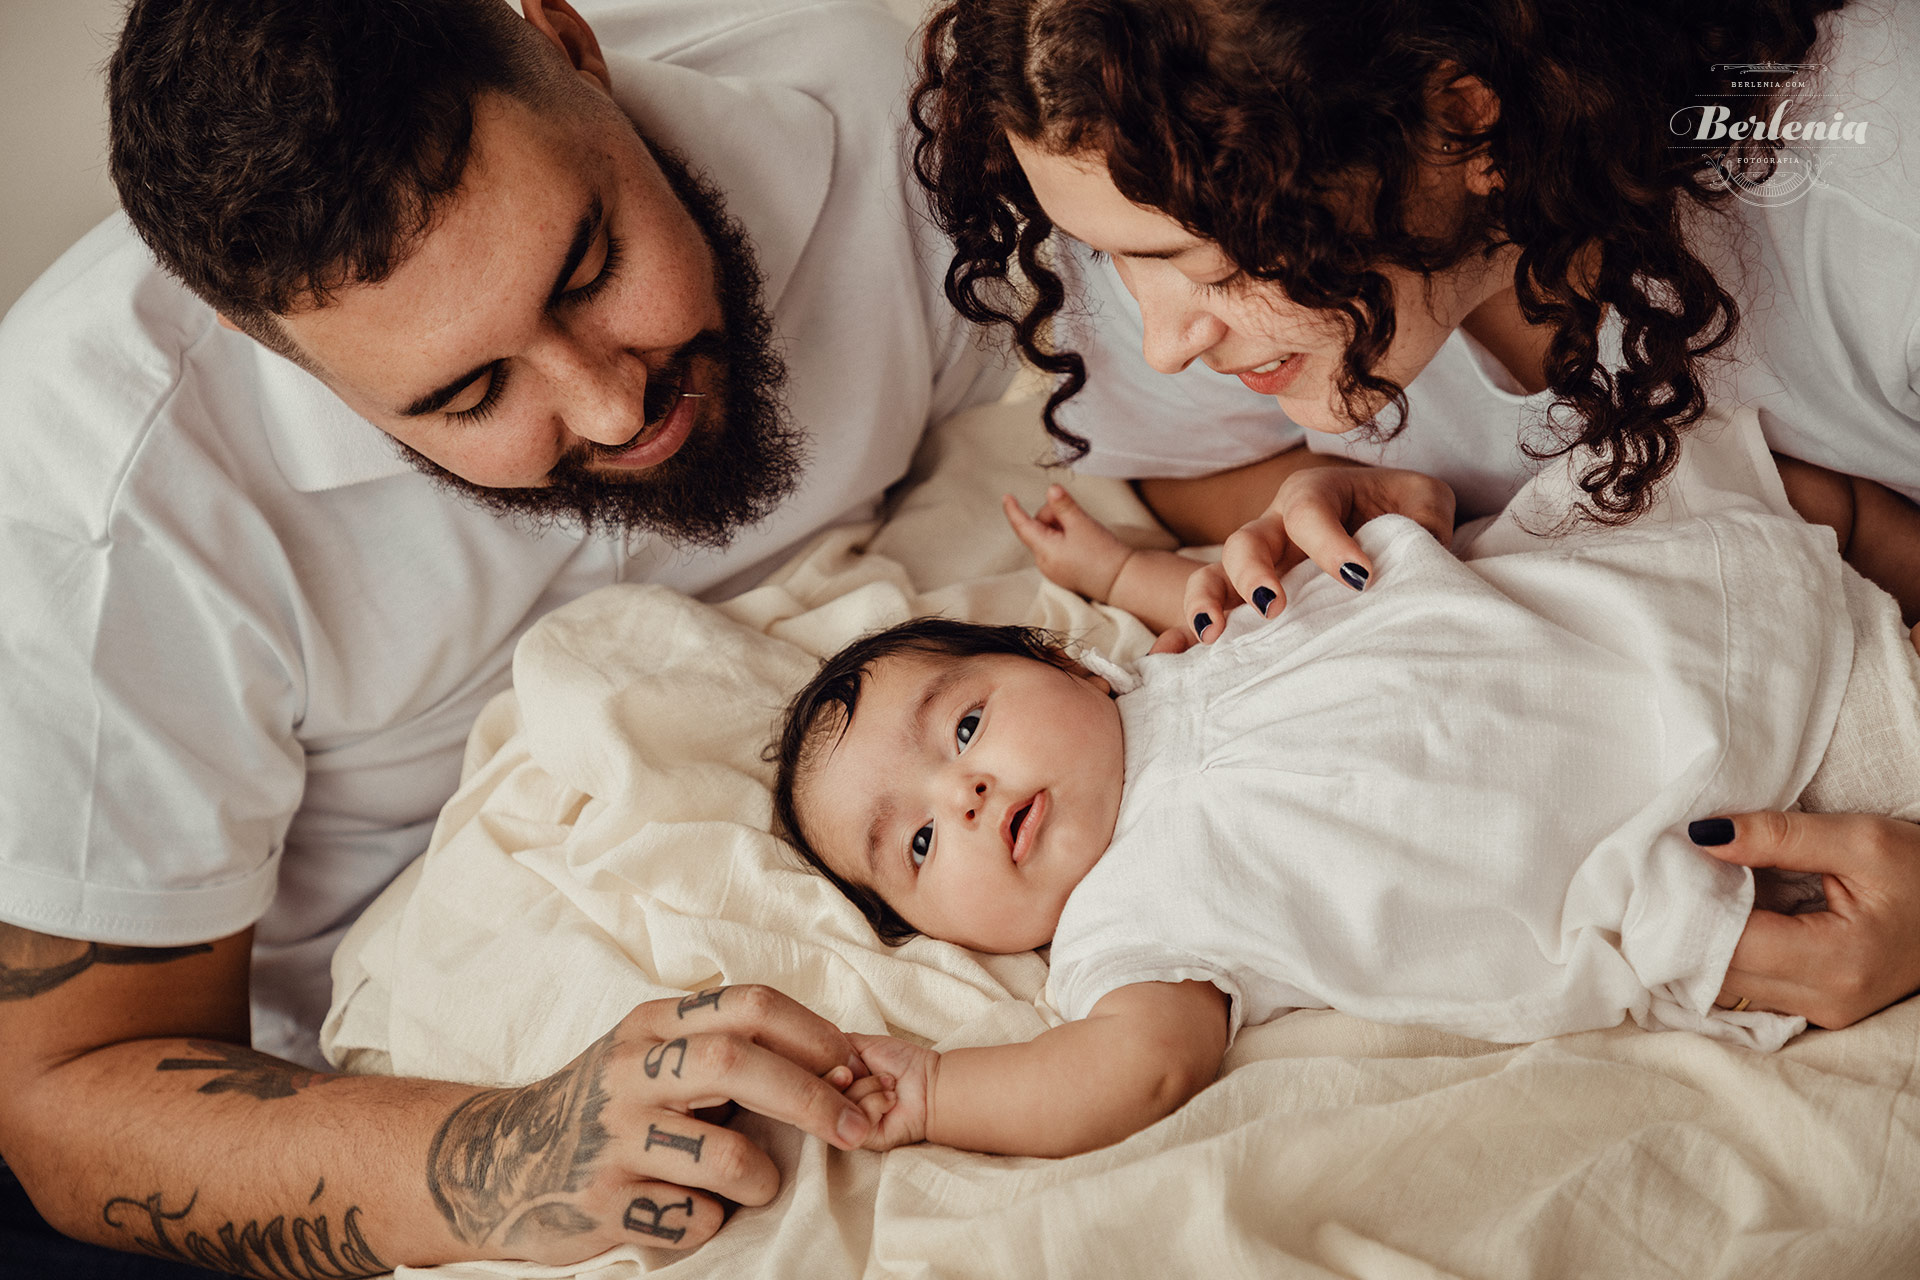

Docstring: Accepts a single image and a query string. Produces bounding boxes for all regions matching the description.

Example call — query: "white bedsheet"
[324,395,1920,1279]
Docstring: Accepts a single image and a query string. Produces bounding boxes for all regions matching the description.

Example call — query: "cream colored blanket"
[324,396,1920,1279]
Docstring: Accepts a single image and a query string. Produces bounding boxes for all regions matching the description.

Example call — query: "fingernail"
[1339,563,1370,591]
[1193,612,1212,638]
[1251,586,1277,616]
[827,1065,853,1088]
[837,1109,870,1146]
[1688,818,1735,846]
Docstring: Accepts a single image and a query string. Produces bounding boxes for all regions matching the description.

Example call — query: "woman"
[910,0,1920,1030]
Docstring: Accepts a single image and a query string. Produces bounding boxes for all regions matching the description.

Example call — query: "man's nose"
[1127,266,1227,375]
[546,334,650,447]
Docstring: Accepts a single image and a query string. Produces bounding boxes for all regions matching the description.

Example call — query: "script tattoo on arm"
[425,1031,615,1250]
[0,925,212,1002]
[101,1185,387,1280]
[156,1041,331,1100]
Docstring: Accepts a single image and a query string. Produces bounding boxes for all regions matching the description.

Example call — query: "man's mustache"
[582,330,726,459]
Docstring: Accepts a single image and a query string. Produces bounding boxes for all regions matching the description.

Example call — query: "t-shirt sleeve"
[1048,239,1307,477]
[0,510,305,945]
[1048,940,1246,1043]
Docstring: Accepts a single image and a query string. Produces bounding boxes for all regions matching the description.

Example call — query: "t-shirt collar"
[262,54,834,494]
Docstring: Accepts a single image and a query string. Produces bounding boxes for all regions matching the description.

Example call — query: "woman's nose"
[1129,269,1227,375]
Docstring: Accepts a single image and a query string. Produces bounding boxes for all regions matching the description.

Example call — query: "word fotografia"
[1679,103,1869,144]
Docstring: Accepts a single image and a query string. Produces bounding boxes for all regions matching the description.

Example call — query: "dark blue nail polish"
[1688,818,1735,847]
[1340,563,1370,591]
[1252,586,1277,616]
[1193,612,1212,638]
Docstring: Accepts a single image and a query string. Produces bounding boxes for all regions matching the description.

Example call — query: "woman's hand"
[1184,465,1455,641]
[843,1033,939,1151]
[1696,812,1920,1028]
[1002,484,1134,602]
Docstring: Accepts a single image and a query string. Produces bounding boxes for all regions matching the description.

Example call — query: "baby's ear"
[1045,649,1113,696]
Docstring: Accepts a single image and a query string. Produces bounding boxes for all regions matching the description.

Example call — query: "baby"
[770,412,1920,1158]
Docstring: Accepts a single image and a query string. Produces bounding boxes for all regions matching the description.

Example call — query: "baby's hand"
[1003,485,1133,603]
[1186,465,1455,640]
[839,1033,939,1151]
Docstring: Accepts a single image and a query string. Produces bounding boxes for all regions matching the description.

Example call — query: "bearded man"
[0,0,1005,1273]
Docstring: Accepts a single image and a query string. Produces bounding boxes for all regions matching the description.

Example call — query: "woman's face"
[1009,138,1515,433]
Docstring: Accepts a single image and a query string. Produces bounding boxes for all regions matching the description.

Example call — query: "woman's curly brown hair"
[911,0,1843,521]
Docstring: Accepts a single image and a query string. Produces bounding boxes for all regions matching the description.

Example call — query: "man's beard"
[402,144,805,550]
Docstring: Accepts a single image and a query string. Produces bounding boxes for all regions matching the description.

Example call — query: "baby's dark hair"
[770,616,1074,944]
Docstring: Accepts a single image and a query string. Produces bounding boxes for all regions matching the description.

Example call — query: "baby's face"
[797,651,1125,952]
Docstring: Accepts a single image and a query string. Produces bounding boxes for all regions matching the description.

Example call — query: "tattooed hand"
[841,1033,939,1151]
[425,985,871,1262]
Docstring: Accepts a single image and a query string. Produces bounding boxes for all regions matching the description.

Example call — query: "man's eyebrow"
[396,196,604,418]
[544,194,604,310]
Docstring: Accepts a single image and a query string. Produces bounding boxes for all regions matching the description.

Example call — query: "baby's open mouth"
[1006,792,1046,865]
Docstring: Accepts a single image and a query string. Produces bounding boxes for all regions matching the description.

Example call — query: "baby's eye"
[955,710,981,751]
[910,824,933,867]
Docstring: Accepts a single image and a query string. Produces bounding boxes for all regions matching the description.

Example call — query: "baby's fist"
[844,1033,938,1150]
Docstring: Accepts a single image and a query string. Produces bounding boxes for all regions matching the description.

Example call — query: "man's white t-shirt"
[0,0,1007,1064]
[1050,0,1920,517]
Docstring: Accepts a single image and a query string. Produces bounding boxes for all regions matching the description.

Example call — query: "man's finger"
[604,1109,783,1208]
[623,1030,873,1153]
[610,1182,726,1251]
[635,984,859,1081]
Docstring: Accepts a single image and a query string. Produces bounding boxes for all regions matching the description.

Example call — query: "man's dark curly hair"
[911,0,1844,522]
[109,0,564,349]
[770,617,1075,946]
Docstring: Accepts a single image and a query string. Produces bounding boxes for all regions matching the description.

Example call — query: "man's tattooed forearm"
[101,1188,386,1280]
[643,1038,688,1079]
[425,1032,615,1249]
[675,986,725,1018]
[0,925,213,1001]
[156,1041,331,1099]
[624,1195,694,1244]
[643,1125,704,1161]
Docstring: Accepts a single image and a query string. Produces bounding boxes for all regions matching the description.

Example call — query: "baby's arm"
[1776,454,1920,626]
[845,980,1229,1157]
[1002,485,1204,635]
